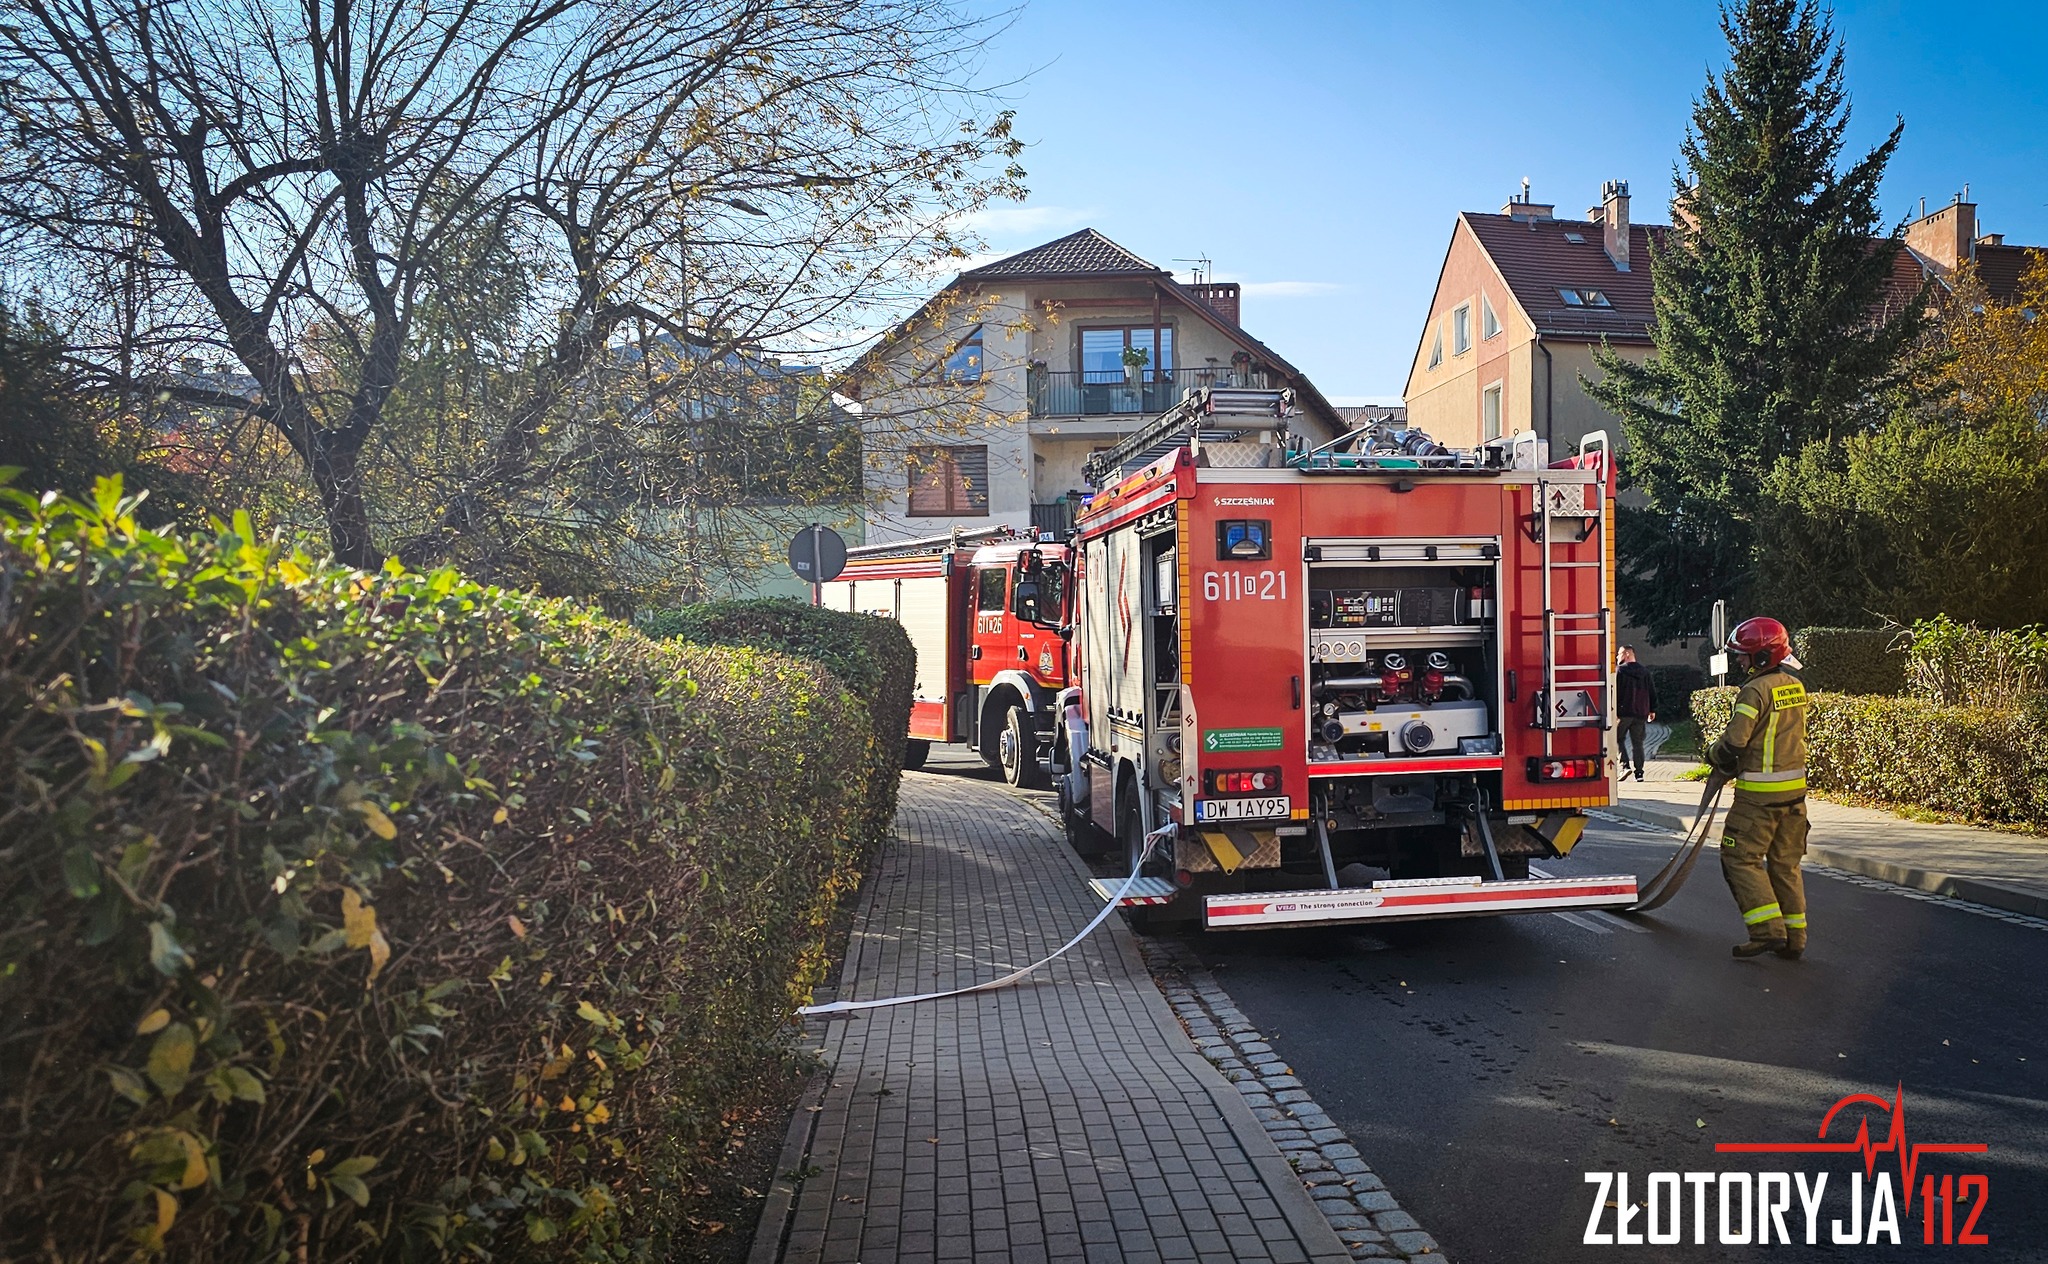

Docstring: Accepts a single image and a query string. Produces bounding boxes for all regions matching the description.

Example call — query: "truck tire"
[999,705,1046,789]
[902,739,930,770]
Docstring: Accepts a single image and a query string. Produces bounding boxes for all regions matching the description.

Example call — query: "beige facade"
[846,231,1342,546]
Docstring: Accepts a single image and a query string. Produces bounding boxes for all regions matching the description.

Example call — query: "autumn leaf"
[341,890,377,949]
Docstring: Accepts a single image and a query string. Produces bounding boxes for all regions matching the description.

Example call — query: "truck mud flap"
[1203,873,1638,930]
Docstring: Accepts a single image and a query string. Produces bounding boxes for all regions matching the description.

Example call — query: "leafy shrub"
[1793,627,1906,695]
[646,599,914,856]
[1692,686,2048,829]
[1902,614,2048,708]
[0,481,867,1260]
[1647,665,1707,713]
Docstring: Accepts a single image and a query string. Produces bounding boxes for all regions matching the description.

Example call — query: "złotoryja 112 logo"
[1582,1085,1990,1246]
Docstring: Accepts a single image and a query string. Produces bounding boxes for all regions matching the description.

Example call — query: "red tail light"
[1204,767,1282,796]
[1527,757,1604,782]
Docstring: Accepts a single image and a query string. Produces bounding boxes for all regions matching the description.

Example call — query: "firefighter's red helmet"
[1727,616,1791,669]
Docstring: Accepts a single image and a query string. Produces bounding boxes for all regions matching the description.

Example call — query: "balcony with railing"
[1026,367,1278,418]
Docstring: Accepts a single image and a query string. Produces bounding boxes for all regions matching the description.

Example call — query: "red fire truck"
[823,528,1072,786]
[1053,387,1639,929]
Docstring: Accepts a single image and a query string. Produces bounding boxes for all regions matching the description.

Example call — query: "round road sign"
[787,524,847,585]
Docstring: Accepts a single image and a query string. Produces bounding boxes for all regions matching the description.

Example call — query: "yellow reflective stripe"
[1733,702,1760,720]
[1783,913,1807,929]
[1743,903,1783,925]
[1735,778,1807,793]
[1763,708,1779,773]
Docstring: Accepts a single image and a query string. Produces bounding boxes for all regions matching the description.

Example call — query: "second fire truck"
[1053,387,1639,930]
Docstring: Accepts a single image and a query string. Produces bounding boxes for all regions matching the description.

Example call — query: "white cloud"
[963,204,1095,239]
[1237,280,1344,299]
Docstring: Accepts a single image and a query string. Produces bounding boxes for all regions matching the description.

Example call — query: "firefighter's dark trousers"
[1720,797,1809,948]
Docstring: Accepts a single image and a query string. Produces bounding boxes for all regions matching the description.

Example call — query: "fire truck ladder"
[1081,386,1293,487]
[1535,475,1610,757]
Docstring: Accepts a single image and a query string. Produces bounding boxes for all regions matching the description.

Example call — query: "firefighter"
[1707,617,1810,960]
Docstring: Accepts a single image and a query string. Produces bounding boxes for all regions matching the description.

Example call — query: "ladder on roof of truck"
[1081,386,1293,487]
[1536,431,1613,754]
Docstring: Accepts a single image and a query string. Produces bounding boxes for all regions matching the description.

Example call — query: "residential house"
[839,229,1345,545]
[1403,180,1662,460]
[1901,191,2042,303]
[1405,181,2036,460]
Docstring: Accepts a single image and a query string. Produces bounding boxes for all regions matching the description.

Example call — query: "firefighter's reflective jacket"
[1708,668,1809,803]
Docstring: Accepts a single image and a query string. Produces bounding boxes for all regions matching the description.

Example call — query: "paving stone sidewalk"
[749,770,1355,1264]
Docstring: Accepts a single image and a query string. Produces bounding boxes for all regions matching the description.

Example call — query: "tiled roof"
[1463,213,1664,342]
[961,228,1168,280]
[1973,243,2041,304]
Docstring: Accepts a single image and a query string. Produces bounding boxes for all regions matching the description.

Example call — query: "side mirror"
[1013,579,1041,623]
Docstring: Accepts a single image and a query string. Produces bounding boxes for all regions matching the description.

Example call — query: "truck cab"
[961,543,1072,787]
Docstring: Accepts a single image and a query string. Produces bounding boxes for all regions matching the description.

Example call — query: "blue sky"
[964,0,2048,403]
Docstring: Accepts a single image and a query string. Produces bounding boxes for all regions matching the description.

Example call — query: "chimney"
[1599,180,1630,271]
[1186,280,1241,326]
[1905,192,1977,274]
[1503,178,1554,223]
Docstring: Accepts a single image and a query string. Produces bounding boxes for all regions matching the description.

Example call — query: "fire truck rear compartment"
[1305,561,1499,762]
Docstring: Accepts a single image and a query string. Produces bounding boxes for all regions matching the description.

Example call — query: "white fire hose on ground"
[797,823,1172,1017]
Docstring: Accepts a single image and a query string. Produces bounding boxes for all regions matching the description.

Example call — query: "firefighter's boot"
[1720,800,1789,957]
[1775,912,1807,959]
[1733,937,1788,959]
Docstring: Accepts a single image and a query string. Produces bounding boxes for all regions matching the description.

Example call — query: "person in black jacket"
[1615,647,1658,782]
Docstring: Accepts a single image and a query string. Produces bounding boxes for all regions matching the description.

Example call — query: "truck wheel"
[999,706,1046,789]
[1059,775,1109,858]
[902,739,930,770]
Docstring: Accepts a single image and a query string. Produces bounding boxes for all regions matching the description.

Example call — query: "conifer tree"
[1588,0,1923,641]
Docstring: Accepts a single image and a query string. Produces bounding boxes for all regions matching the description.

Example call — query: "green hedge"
[1901,615,2048,708]
[1793,627,1906,695]
[1692,686,2048,829]
[646,599,914,856]
[0,481,869,1260]
[1647,665,1707,713]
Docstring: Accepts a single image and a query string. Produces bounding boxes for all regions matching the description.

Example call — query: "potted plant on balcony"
[1121,344,1149,387]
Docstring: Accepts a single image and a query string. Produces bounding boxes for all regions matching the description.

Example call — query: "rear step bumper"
[1203,874,1638,929]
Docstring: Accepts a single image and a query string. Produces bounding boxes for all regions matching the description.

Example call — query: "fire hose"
[797,823,1172,1016]
[1628,772,1729,912]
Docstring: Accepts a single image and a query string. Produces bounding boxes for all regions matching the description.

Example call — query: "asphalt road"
[1185,818,2048,1263]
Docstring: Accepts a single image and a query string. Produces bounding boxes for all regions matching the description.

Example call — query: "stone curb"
[746,1063,828,1264]
[1138,938,1450,1262]
[1599,803,2048,921]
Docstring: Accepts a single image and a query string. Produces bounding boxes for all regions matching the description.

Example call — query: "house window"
[1482,383,1503,441]
[944,325,983,383]
[1584,290,1612,307]
[977,565,1007,613]
[1427,326,1443,370]
[907,444,990,517]
[1557,288,1612,308]
[1563,231,1586,244]
[1452,305,1472,356]
[1481,295,1501,339]
[1080,326,1174,382]
[1559,288,1584,307]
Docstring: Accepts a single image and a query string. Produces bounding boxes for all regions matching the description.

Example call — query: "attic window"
[1559,289,1583,306]
[1557,288,1612,308]
[944,325,983,383]
[1481,295,1501,339]
[1563,232,1586,244]
[1427,326,1443,370]
[1584,290,1612,307]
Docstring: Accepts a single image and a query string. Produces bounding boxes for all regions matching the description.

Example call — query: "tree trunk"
[309,434,377,571]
